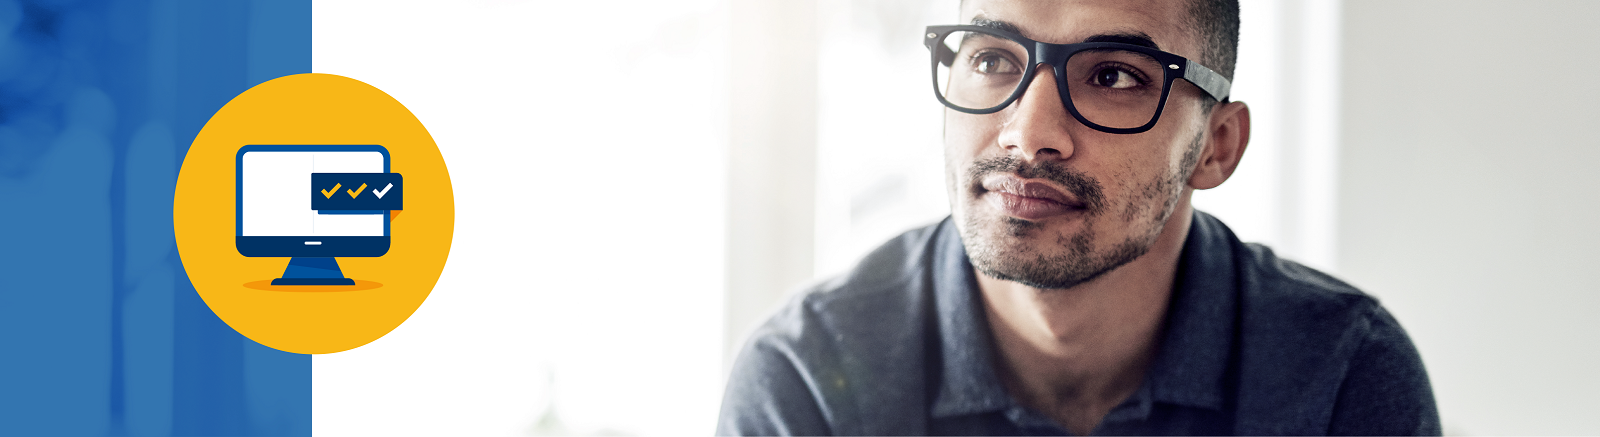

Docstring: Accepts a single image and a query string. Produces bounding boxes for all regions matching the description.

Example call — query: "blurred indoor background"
[0,0,1590,435]
[313,0,1600,434]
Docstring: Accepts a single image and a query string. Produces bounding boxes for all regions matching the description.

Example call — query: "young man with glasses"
[719,0,1439,434]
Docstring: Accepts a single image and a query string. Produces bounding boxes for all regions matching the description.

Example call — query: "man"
[718,0,1439,435]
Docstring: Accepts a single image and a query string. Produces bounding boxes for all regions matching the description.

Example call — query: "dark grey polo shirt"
[717,211,1439,435]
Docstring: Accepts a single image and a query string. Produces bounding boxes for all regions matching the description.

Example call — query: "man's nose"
[996,65,1076,163]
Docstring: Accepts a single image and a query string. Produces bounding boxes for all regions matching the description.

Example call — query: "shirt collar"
[1143,211,1236,410]
[927,211,1237,418]
[929,217,1015,417]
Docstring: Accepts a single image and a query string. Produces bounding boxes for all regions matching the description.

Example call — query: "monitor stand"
[272,257,355,286]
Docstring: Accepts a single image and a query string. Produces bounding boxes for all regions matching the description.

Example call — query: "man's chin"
[963,229,1096,289]
[960,214,1156,291]
[973,262,1096,290]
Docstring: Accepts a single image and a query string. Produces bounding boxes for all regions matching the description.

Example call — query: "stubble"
[958,133,1203,289]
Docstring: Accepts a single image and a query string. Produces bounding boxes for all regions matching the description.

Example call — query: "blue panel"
[0,1,313,435]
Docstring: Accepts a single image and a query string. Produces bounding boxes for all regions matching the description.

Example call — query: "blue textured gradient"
[0,0,312,435]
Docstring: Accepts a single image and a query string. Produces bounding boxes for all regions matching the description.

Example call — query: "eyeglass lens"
[935,30,1167,130]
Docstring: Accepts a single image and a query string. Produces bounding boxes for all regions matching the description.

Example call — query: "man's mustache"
[969,156,1105,211]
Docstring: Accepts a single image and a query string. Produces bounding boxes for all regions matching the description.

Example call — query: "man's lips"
[980,175,1087,220]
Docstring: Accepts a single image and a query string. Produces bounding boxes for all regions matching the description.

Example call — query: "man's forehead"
[959,0,1193,52]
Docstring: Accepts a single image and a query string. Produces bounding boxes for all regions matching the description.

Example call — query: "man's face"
[947,0,1210,289]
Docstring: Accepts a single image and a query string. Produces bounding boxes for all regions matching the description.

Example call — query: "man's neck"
[975,202,1194,435]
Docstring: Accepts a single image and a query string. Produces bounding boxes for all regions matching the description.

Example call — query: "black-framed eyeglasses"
[925,25,1232,134]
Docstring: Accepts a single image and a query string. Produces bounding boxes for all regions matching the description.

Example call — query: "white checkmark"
[373,183,394,199]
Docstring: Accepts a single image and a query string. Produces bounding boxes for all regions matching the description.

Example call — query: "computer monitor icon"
[236,145,392,285]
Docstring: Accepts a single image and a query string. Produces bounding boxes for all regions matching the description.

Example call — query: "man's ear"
[1188,101,1250,190]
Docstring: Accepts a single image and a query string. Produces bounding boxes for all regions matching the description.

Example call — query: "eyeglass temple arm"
[936,44,956,67]
[1184,60,1232,102]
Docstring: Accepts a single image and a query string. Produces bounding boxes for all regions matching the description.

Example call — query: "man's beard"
[957,135,1201,289]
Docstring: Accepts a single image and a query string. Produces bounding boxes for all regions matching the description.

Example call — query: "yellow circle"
[173,73,454,354]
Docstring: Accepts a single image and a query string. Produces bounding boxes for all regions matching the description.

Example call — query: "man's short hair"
[1189,0,1240,82]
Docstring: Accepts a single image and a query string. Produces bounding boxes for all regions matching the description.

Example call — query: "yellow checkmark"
[320,183,341,199]
[347,183,367,199]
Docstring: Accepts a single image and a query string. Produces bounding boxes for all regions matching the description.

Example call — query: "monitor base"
[271,278,356,286]
[272,257,355,286]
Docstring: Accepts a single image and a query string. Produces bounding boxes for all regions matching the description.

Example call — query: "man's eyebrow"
[969,16,1021,35]
[968,15,1161,50]
[1082,32,1160,50]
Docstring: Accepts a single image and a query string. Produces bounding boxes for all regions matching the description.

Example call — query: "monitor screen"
[241,150,386,237]
[235,145,391,258]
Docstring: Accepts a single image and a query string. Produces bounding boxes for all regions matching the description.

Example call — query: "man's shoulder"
[720,221,947,435]
[1223,231,1391,360]
[1197,215,1436,434]
[750,219,944,349]
[1235,241,1378,317]
[1185,212,1387,343]
[803,220,942,307]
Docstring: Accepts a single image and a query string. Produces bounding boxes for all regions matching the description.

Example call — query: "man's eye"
[1092,66,1143,89]
[974,53,1020,75]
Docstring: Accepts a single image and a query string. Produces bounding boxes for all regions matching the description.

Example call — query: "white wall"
[1196,0,1341,271]
[812,0,954,281]
[1339,1,1600,434]
[312,1,729,435]
[723,0,820,373]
